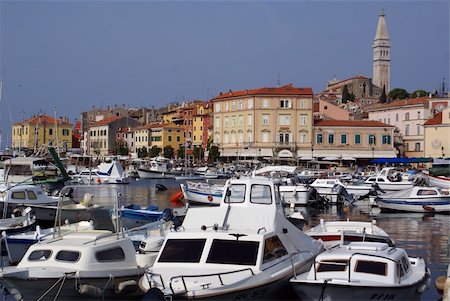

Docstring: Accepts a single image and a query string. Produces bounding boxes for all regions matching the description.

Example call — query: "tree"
[207,145,220,164]
[163,146,174,158]
[193,146,204,164]
[410,90,429,98]
[149,145,161,157]
[116,141,129,156]
[379,85,387,103]
[388,88,409,101]
[342,85,351,103]
[137,147,148,158]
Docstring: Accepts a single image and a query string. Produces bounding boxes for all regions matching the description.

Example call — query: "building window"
[262,114,269,125]
[262,99,269,109]
[248,99,253,109]
[299,132,307,143]
[405,112,410,121]
[300,99,306,109]
[417,125,421,135]
[355,134,361,144]
[49,128,53,135]
[415,143,421,151]
[247,132,253,142]
[262,131,269,142]
[247,115,253,126]
[382,135,391,144]
[225,102,229,112]
[278,133,290,143]
[396,113,399,122]
[231,117,236,126]
[169,136,172,142]
[405,125,410,136]
[300,115,307,126]
[368,134,376,145]
[341,134,347,144]
[316,133,323,144]
[278,115,291,126]
[279,99,291,108]
[215,117,220,128]
[239,116,243,126]
[224,117,229,127]
[214,103,221,112]
[328,134,334,144]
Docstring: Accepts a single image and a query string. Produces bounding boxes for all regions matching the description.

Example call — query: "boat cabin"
[310,242,415,285]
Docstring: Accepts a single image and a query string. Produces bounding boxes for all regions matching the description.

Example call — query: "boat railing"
[54,185,123,239]
[168,267,255,295]
[312,250,400,283]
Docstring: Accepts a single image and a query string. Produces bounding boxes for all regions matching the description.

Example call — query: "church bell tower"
[373,8,391,93]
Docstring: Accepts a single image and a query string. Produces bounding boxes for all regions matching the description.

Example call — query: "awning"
[299,155,313,160]
[369,157,432,164]
[221,148,273,157]
[342,156,356,161]
[322,156,339,161]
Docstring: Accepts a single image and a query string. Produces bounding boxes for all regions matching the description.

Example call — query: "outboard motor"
[307,186,328,208]
[159,208,174,222]
[331,184,355,205]
[371,182,386,194]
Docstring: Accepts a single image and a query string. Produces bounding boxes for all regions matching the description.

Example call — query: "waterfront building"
[373,8,391,93]
[368,97,445,157]
[211,84,313,161]
[192,102,212,150]
[424,108,450,158]
[321,75,382,99]
[149,122,182,155]
[86,116,141,156]
[314,99,350,120]
[313,119,396,160]
[116,127,135,154]
[133,124,153,154]
[12,114,73,152]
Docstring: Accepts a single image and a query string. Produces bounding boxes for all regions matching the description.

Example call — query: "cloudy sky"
[0,0,448,146]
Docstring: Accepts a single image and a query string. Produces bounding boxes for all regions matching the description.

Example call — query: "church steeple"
[373,8,391,93]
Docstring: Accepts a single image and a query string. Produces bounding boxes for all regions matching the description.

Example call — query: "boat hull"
[3,275,144,300]
[279,186,309,205]
[291,277,429,301]
[180,183,222,205]
[427,175,450,189]
[137,169,176,179]
[376,197,450,213]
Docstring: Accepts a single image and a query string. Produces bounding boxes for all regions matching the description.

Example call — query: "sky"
[0,0,449,146]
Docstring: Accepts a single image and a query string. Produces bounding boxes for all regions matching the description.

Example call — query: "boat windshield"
[224,184,246,203]
[158,239,206,263]
[206,239,259,265]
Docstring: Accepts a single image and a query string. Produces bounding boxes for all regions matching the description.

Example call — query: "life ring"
[170,191,184,203]
[96,177,101,184]
[207,195,213,202]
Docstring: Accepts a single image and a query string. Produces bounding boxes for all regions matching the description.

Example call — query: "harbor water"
[2,178,449,300]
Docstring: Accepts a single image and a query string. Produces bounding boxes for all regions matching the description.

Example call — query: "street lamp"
[442,146,445,158]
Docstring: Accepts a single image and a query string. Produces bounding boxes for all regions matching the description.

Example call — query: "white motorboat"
[365,167,414,191]
[253,166,309,205]
[0,185,162,300]
[137,157,177,179]
[375,186,450,213]
[180,180,224,205]
[290,241,431,301]
[426,174,450,189]
[310,178,374,197]
[0,207,36,235]
[305,218,394,249]
[71,158,131,184]
[139,177,324,299]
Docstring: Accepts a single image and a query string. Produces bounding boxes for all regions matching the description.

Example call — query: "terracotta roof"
[14,114,72,126]
[315,119,393,128]
[369,97,429,111]
[424,112,443,126]
[211,85,313,101]
[92,116,122,125]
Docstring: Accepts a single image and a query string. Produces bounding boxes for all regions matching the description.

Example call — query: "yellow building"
[211,84,314,160]
[150,122,182,154]
[424,108,450,158]
[133,124,152,152]
[192,102,212,149]
[12,114,73,151]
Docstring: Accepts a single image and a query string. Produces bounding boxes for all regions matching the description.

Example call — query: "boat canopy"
[254,165,297,175]
[370,157,432,164]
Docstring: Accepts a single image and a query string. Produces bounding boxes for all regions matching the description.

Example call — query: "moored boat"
[290,241,431,301]
[180,180,224,205]
[139,177,324,299]
[376,186,450,213]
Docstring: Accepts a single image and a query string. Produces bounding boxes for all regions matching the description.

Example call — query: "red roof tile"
[369,97,429,111]
[315,119,393,127]
[424,112,443,126]
[211,85,313,101]
[92,116,122,125]
[14,114,72,126]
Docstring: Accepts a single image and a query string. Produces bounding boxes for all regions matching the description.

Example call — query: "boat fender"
[170,191,184,203]
[78,284,103,298]
[114,280,138,295]
[207,195,213,202]
[96,177,101,184]
[436,275,446,293]
[423,205,435,212]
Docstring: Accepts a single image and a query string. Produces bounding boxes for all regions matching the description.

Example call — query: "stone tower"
[373,8,391,93]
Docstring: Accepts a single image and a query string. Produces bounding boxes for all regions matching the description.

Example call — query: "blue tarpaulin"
[369,157,433,164]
